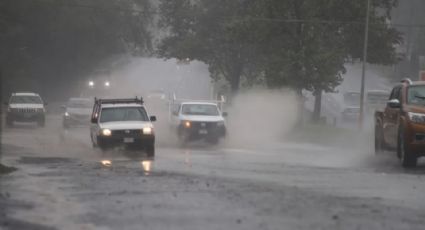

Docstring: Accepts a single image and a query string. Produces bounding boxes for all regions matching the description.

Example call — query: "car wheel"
[398,128,417,168]
[374,123,384,154]
[146,144,155,158]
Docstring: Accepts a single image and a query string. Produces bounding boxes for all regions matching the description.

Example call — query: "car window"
[10,95,43,104]
[407,85,425,106]
[99,107,149,123]
[181,104,219,116]
[389,87,401,101]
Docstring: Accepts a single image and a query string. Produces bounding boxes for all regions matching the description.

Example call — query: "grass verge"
[287,123,371,148]
[0,163,17,175]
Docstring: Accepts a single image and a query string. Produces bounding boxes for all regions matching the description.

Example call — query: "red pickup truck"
[375,79,425,168]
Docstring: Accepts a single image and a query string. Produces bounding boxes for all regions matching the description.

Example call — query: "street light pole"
[359,0,371,129]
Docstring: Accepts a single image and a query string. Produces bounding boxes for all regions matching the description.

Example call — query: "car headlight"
[183,121,191,128]
[408,112,425,123]
[142,127,153,135]
[64,112,70,117]
[102,129,112,136]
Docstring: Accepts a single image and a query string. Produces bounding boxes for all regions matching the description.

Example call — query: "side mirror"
[91,117,97,124]
[387,99,401,108]
[222,112,228,117]
[150,116,157,122]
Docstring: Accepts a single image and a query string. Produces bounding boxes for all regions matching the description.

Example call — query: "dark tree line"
[0,0,153,101]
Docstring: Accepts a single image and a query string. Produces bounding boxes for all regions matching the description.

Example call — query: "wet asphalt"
[1,115,425,230]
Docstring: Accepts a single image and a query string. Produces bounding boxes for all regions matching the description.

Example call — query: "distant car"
[341,106,360,122]
[147,89,167,100]
[90,97,157,157]
[341,92,361,122]
[375,79,425,168]
[62,98,93,128]
[366,90,390,114]
[171,102,227,145]
[5,92,46,127]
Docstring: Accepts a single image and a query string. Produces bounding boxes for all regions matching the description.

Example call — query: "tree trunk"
[312,89,322,123]
[227,63,242,98]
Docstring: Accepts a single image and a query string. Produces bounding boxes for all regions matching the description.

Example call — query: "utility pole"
[359,0,371,129]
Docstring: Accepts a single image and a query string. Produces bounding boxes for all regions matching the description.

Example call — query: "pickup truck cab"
[90,97,156,157]
[171,102,227,145]
[375,79,425,167]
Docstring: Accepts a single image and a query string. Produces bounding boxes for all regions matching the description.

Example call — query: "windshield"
[182,104,219,116]
[10,95,43,104]
[407,86,425,106]
[67,99,92,108]
[99,107,149,123]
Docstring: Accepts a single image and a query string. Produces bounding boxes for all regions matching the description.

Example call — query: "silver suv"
[5,92,46,127]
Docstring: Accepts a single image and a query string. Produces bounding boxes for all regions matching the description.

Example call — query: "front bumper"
[178,122,226,140]
[7,111,44,122]
[341,112,359,121]
[97,132,155,149]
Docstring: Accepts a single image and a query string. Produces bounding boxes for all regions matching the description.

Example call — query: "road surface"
[1,115,425,230]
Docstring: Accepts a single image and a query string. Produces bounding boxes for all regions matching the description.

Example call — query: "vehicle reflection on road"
[184,150,192,167]
[141,160,153,175]
[101,159,112,167]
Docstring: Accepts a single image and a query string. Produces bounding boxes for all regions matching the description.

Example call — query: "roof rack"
[94,97,144,105]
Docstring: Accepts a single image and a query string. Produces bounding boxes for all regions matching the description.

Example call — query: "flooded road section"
[1,115,425,230]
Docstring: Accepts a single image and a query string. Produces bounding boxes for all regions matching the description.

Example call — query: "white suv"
[90,98,156,157]
[5,92,46,127]
[171,102,227,144]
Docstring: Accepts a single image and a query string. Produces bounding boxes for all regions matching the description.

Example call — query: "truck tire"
[374,123,384,154]
[146,144,155,158]
[398,128,417,168]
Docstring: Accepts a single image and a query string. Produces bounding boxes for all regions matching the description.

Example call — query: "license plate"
[199,129,208,135]
[123,137,134,143]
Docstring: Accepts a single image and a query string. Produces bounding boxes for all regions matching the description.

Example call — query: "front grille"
[112,129,142,138]
[191,121,217,130]
[13,108,41,113]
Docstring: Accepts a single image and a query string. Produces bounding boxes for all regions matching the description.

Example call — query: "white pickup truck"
[170,97,227,145]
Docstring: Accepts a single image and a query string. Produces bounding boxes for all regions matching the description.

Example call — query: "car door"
[383,86,401,148]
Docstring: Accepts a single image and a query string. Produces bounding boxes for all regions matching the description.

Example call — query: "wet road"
[1,115,425,230]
